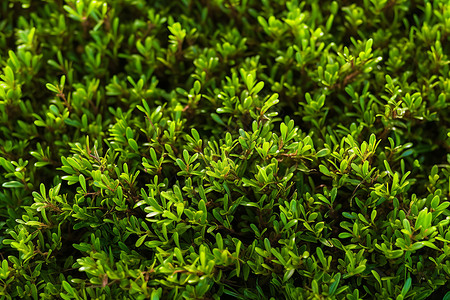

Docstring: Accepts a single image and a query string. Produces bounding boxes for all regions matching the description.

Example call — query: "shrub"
[0,0,449,299]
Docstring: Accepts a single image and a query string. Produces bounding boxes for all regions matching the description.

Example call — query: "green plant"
[0,0,449,299]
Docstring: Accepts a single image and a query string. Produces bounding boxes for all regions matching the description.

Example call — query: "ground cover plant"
[0,0,449,299]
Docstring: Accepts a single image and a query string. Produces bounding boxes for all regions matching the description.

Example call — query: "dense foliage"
[0,0,449,299]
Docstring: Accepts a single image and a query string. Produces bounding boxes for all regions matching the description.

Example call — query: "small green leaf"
[128,138,139,152]
[402,277,411,296]
[353,265,366,275]
[328,273,341,296]
[319,164,331,176]
[211,113,226,126]
[261,93,279,114]
[443,292,450,300]
[79,174,86,193]
[2,181,24,188]
[316,148,330,157]
[46,83,59,93]
[135,235,146,247]
[62,281,75,295]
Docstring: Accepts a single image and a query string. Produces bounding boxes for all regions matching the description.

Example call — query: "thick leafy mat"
[0,1,449,299]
